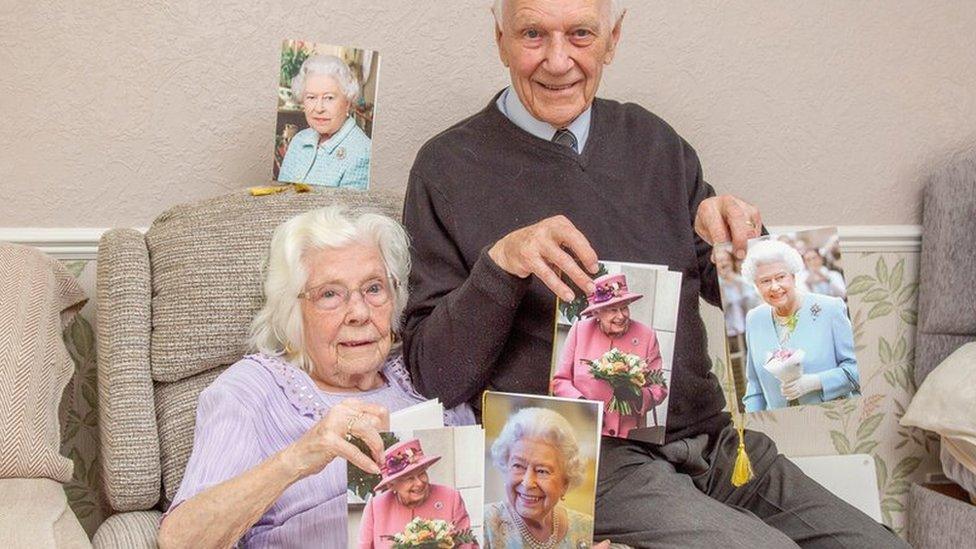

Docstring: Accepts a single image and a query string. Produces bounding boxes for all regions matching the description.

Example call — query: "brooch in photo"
[336,147,346,160]
[810,303,822,320]
[433,500,444,510]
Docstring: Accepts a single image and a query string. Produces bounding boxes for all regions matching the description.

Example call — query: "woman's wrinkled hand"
[281,398,390,478]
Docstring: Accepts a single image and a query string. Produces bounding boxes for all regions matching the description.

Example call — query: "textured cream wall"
[2,1,974,227]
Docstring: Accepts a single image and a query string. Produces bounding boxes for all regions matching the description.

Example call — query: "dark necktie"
[552,128,578,152]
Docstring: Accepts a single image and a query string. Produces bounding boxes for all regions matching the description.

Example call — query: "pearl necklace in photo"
[507,501,560,549]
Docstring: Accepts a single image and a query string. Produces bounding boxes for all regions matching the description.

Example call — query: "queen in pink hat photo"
[358,438,475,548]
[551,273,668,440]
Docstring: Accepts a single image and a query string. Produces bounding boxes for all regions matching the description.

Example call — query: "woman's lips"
[339,340,375,348]
[517,492,544,505]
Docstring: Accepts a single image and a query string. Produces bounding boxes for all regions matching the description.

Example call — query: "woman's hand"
[781,374,822,400]
[281,399,390,478]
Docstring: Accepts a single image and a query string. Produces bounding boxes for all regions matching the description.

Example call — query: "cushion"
[146,189,404,383]
[0,478,91,548]
[901,343,976,485]
[941,443,976,503]
[0,243,86,482]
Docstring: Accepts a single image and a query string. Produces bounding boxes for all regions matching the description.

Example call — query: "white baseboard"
[0,225,922,260]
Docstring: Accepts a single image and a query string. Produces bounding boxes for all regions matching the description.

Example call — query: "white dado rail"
[0,225,922,260]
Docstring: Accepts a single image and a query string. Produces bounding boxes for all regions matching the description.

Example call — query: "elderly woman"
[157,207,473,548]
[741,239,860,412]
[551,274,665,438]
[278,55,372,189]
[485,407,594,549]
[358,439,473,548]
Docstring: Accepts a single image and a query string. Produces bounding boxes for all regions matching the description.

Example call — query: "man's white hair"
[249,206,410,372]
[740,239,805,286]
[290,54,361,104]
[492,0,623,27]
[490,407,586,490]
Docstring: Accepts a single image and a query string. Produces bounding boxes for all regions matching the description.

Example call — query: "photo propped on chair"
[716,227,862,414]
[275,39,380,189]
[549,261,682,444]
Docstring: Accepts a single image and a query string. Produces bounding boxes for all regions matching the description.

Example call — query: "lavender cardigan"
[165,353,474,547]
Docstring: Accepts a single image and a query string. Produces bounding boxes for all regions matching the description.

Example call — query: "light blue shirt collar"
[496,87,591,153]
[296,116,357,154]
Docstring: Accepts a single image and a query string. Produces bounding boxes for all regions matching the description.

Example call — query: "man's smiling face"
[495,0,622,128]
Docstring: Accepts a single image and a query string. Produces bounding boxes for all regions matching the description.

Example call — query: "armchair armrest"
[97,229,160,511]
[92,511,162,549]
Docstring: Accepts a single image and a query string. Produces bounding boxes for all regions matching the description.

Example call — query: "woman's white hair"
[490,407,586,490]
[249,206,410,372]
[290,54,361,104]
[492,0,624,27]
[740,239,805,286]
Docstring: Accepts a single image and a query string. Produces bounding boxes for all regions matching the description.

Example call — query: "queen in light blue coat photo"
[278,55,371,189]
[740,239,860,412]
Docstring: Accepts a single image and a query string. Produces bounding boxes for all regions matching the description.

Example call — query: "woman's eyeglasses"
[299,277,397,311]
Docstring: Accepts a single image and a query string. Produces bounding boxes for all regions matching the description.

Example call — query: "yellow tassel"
[723,336,754,487]
[731,424,754,487]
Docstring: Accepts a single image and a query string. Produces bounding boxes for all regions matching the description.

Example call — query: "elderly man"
[403,0,906,547]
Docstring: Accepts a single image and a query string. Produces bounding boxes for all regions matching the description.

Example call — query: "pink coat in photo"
[552,317,664,437]
[358,483,473,548]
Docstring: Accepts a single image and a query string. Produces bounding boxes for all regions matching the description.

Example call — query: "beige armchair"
[91,189,403,547]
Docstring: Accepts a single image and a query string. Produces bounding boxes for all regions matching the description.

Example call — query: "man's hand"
[694,195,762,260]
[488,215,598,301]
[781,374,822,400]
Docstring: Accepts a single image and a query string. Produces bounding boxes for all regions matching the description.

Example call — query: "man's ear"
[495,22,510,67]
[605,8,626,64]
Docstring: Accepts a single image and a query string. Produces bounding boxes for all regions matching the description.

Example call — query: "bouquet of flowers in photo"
[763,348,805,406]
[381,517,476,548]
[587,348,667,416]
[762,348,805,383]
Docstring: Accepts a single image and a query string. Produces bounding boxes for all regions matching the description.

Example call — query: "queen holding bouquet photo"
[552,274,666,438]
[358,439,475,548]
[741,240,860,412]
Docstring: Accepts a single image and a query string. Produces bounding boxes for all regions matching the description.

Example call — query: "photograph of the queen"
[550,263,681,444]
[482,393,601,549]
[738,237,860,412]
[358,439,475,548]
[274,40,378,189]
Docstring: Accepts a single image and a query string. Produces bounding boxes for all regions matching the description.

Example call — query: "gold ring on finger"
[744,219,757,229]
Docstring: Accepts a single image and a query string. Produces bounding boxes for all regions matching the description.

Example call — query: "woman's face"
[504,437,569,526]
[753,261,797,310]
[594,305,630,337]
[300,242,394,390]
[391,470,430,508]
[301,74,350,138]
[803,250,824,270]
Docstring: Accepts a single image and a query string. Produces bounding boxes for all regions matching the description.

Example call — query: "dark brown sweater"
[402,94,730,443]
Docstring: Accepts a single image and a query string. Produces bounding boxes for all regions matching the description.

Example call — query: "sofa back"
[915,148,976,386]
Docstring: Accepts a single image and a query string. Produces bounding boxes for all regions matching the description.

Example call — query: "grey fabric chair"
[908,147,976,548]
[92,189,404,547]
